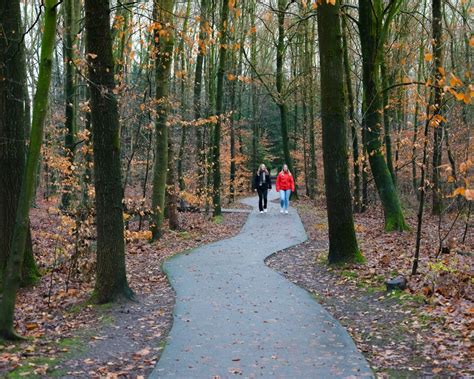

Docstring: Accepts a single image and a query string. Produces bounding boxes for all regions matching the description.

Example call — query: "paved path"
[150,190,373,378]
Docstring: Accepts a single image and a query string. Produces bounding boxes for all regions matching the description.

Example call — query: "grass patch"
[6,357,58,378]
[212,215,224,224]
[178,231,192,240]
[6,336,85,378]
[387,290,425,305]
[341,270,358,279]
[314,252,328,265]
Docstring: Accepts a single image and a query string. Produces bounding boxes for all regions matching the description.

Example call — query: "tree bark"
[194,0,208,199]
[342,14,361,212]
[317,0,361,264]
[85,0,133,303]
[60,0,79,210]
[211,0,230,217]
[276,0,293,175]
[431,0,444,215]
[151,0,175,239]
[0,0,39,288]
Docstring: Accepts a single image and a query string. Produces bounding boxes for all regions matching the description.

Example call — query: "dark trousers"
[257,187,268,211]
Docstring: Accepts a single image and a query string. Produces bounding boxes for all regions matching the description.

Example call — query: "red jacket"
[276,171,295,192]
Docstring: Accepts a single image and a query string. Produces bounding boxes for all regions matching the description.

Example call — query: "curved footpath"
[150,189,373,378]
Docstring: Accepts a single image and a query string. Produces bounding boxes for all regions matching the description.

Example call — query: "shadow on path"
[150,190,373,378]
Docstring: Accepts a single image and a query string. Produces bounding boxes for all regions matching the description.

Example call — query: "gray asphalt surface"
[150,189,373,378]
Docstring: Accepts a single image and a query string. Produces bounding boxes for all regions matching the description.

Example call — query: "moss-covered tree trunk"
[85,0,133,303]
[151,0,175,239]
[0,0,58,339]
[359,0,408,231]
[0,0,40,289]
[211,0,229,217]
[317,0,361,264]
[381,59,396,185]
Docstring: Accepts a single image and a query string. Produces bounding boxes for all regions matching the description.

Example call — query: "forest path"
[150,190,373,378]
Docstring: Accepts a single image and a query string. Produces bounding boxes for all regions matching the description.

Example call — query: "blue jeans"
[279,189,291,210]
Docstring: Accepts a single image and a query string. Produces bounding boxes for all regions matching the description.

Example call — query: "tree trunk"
[167,137,179,230]
[194,0,208,199]
[60,0,79,210]
[276,0,293,175]
[0,0,58,339]
[317,0,361,264]
[250,1,258,173]
[342,14,361,212]
[381,59,396,185]
[0,0,39,289]
[177,0,191,192]
[305,19,316,198]
[85,0,133,303]
[151,0,175,239]
[211,0,230,217]
[431,0,444,215]
[359,0,408,231]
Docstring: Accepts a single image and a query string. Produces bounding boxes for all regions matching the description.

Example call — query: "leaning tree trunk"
[317,0,361,264]
[359,0,408,231]
[151,0,175,239]
[0,0,39,288]
[85,0,133,303]
[211,0,230,217]
[0,0,58,340]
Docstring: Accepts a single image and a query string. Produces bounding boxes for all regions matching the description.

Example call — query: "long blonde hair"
[257,163,268,175]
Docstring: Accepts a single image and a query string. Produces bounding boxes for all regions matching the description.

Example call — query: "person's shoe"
[264,208,267,213]
[260,211,264,214]
[280,208,284,213]
[284,210,289,214]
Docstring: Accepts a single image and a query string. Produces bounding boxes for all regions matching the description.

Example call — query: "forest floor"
[266,197,473,378]
[0,195,248,378]
[1,193,472,378]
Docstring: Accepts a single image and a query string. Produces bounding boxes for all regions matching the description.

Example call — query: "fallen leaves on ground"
[267,197,473,377]
[0,193,248,378]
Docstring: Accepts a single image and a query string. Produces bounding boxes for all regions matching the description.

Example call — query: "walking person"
[276,164,295,214]
[253,164,272,214]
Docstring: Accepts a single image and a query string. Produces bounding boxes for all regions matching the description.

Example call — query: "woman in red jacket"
[276,164,295,214]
